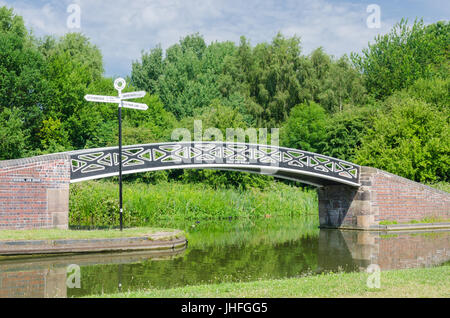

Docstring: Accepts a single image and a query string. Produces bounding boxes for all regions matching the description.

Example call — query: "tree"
[39,33,103,84]
[38,116,70,152]
[38,34,111,151]
[131,46,163,95]
[321,106,375,161]
[406,77,449,111]
[318,55,367,112]
[0,6,49,151]
[245,33,303,125]
[121,93,177,145]
[0,108,27,159]
[355,93,449,183]
[132,34,233,119]
[179,99,246,138]
[280,102,327,153]
[352,19,449,99]
[297,48,367,113]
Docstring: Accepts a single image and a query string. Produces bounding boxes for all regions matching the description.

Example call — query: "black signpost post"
[84,78,148,230]
[118,98,123,230]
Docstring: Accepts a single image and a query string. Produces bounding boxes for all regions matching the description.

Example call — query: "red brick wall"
[376,233,450,270]
[0,270,46,298]
[0,154,70,230]
[319,167,450,229]
[340,230,450,270]
[0,266,67,298]
[362,167,450,224]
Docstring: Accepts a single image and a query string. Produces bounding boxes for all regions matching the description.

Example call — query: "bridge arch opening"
[68,166,322,230]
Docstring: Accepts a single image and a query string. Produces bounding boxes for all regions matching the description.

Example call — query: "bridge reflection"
[0,248,186,298]
[318,229,450,271]
[0,230,448,298]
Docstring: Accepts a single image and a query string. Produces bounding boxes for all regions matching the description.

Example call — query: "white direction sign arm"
[121,101,148,110]
[84,95,120,103]
[120,91,146,100]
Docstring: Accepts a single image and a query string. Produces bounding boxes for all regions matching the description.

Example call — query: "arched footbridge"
[0,142,448,231]
[69,142,360,187]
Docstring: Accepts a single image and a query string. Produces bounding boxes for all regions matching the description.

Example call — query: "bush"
[352,19,449,99]
[0,108,28,160]
[407,77,449,111]
[180,169,273,190]
[321,106,375,161]
[280,102,327,153]
[355,93,449,183]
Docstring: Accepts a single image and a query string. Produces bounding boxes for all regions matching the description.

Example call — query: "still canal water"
[0,216,449,297]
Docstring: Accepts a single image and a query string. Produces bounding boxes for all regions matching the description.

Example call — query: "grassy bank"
[0,227,180,241]
[88,264,450,298]
[69,181,318,227]
[427,182,450,193]
[379,217,450,225]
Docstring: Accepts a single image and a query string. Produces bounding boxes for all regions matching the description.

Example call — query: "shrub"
[355,93,449,183]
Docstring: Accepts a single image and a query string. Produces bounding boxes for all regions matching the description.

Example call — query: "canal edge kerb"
[320,222,450,231]
[0,230,187,256]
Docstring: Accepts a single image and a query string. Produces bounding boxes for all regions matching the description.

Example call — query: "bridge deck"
[68,142,361,187]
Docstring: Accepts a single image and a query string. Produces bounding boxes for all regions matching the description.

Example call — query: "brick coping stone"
[0,230,186,255]
[324,222,450,231]
[0,153,70,168]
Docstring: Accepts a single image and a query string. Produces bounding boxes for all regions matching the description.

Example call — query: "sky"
[2,0,449,77]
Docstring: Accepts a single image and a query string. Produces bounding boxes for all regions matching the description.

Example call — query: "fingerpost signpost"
[84,78,148,230]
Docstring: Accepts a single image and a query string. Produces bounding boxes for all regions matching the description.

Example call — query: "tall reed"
[69,180,318,228]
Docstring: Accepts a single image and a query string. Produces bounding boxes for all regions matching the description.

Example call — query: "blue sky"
[2,0,448,77]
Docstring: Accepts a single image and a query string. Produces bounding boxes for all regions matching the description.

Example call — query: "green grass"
[69,180,318,227]
[379,220,398,225]
[380,217,450,226]
[427,182,450,193]
[418,217,450,224]
[0,227,180,241]
[88,264,450,298]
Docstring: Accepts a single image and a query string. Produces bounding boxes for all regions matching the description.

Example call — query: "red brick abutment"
[0,153,449,230]
[0,154,70,230]
[318,167,450,229]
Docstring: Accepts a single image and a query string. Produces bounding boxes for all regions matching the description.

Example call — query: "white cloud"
[7,1,67,36]
[1,0,445,76]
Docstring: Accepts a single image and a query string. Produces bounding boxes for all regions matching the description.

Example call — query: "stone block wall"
[0,154,70,230]
[318,184,359,228]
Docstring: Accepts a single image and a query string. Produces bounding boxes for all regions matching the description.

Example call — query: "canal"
[0,216,449,297]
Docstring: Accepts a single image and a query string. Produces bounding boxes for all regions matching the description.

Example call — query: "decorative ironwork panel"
[69,142,360,186]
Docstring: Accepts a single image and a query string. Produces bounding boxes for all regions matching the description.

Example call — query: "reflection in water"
[0,217,448,298]
[318,229,450,271]
[0,248,185,298]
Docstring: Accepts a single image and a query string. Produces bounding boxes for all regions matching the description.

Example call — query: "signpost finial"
[114,77,126,94]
